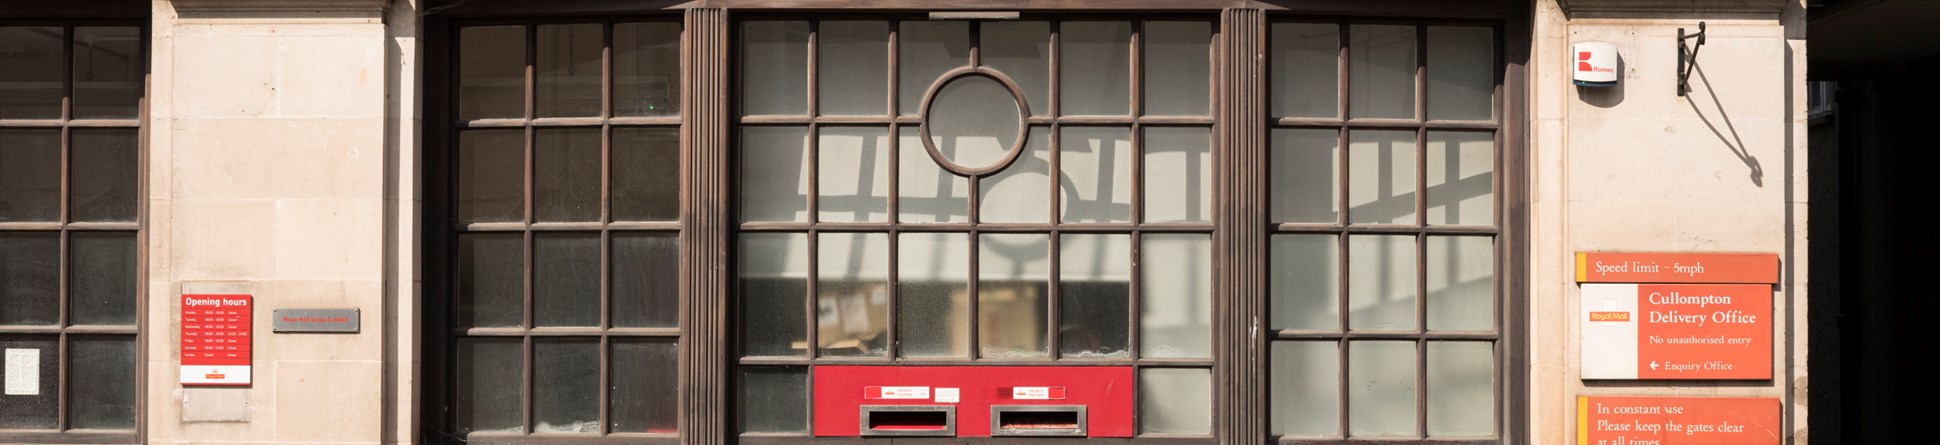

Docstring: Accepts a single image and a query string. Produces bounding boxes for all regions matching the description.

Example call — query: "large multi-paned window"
[0,22,144,442]
[444,19,685,440]
[1264,20,1502,442]
[732,17,1218,436]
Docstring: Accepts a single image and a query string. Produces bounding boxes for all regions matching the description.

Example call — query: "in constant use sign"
[1577,396,1780,445]
[1580,283,1771,380]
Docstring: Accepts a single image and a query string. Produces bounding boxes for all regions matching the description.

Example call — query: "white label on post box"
[934,387,960,403]
[866,386,930,399]
[4,348,39,395]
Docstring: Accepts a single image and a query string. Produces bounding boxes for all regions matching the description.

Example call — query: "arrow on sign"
[1650,361,1660,370]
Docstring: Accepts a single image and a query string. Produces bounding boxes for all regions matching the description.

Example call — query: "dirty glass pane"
[1141,234,1212,358]
[0,27,64,119]
[1271,23,1340,118]
[739,367,809,433]
[818,127,890,223]
[535,233,599,327]
[817,232,889,358]
[741,233,808,357]
[611,339,678,433]
[535,128,601,222]
[0,232,58,326]
[978,127,1051,223]
[0,129,61,222]
[1060,21,1131,115]
[980,21,1049,115]
[1349,235,1416,331]
[1270,234,1339,331]
[1059,127,1132,223]
[69,336,137,429]
[1139,368,1211,435]
[614,22,681,117]
[533,338,600,433]
[0,335,57,428]
[1427,26,1494,121]
[1429,341,1495,436]
[1349,341,1418,436]
[1269,129,1339,223]
[72,27,143,119]
[819,21,889,116]
[612,127,680,221]
[1427,236,1493,331]
[741,126,811,222]
[897,127,969,223]
[898,232,970,358]
[1270,341,1340,437]
[742,22,808,116]
[70,233,138,326]
[1144,21,1211,116]
[612,233,678,328]
[457,130,524,223]
[1144,127,1212,223]
[455,338,521,434]
[458,26,525,120]
[457,233,522,328]
[928,74,1020,171]
[1058,234,1130,358]
[978,233,1050,358]
[1348,130,1416,225]
[898,21,969,115]
[1348,25,1416,119]
[71,128,139,222]
[536,24,603,117]
[1427,131,1494,226]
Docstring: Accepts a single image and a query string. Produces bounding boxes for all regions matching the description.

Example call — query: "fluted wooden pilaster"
[1216,8,1267,444]
[680,8,731,445]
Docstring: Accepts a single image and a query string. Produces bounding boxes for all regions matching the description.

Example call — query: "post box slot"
[858,405,955,436]
[990,405,1088,437]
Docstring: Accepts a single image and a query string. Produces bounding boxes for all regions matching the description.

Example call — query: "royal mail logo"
[1589,311,1631,322]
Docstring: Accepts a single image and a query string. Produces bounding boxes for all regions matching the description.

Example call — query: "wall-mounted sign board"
[1581,283,1771,380]
[1577,396,1780,445]
[1575,252,1779,284]
[181,294,252,386]
[272,308,360,333]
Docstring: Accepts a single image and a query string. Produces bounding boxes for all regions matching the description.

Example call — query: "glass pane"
[1144,21,1211,116]
[71,129,140,222]
[1060,21,1131,115]
[70,233,137,326]
[978,127,1051,223]
[741,126,810,222]
[457,130,524,223]
[980,21,1049,116]
[1271,23,1340,118]
[817,232,889,358]
[1349,341,1418,436]
[0,232,58,326]
[0,27,64,119]
[611,339,678,433]
[741,233,808,357]
[1348,25,1416,119]
[1271,341,1340,437]
[819,21,889,116]
[1269,129,1339,223]
[455,339,521,434]
[1141,234,1212,358]
[534,338,599,433]
[459,26,525,120]
[69,336,136,429]
[1427,27,1494,121]
[535,128,601,222]
[457,233,523,328]
[1144,127,1211,223]
[0,335,57,428]
[743,22,809,115]
[612,127,679,221]
[897,232,970,358]
[898,21,969,115]
[818,127,890,223]
[614,22,681,117]
[1429,341,1494,436]
[536,24,602,117]
[897,127,968,223]
[535,233,599,327]
[928,75,1021,170]
[1059,127,1131,223]
[1270,234,1339,331]
[1349,235,1416,331]
[73,27,143,119]
[978,233,1049,358]
[0,129,60,222]
[739,367,809,433]
[612,233,678,328]
[1427,131,1493,226]
[1058,234,1130,358]
[1427,236,1493,331]
[1347,130,1416,225]
[1139,368,1211,435]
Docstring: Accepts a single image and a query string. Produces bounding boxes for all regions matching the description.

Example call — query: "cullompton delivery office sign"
[1575,253,1777,380]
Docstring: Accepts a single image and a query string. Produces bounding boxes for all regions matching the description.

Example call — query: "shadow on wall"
[1685,62,1764,187]
[1578,53,1624,108]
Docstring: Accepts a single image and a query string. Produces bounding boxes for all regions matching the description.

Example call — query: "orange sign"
[1580,284,1771,380]
[1575,252,1778,284]
[1577,396,1780,445]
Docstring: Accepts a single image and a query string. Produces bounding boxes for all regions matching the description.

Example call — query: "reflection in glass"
[1428,236,1493,331]
[613,233,679,328]
[73,27,143,119]
[898,232,970,358]
[1349,235,1416,331]
[69,233,138,326]
[537,24,602,117]
[0,129,61,222]
[457,130,524,223]
[1270,235,1339,331]
[1429,341,1495,436]
[69,336,136,429]
[899,21,969,115]
[1060,21,1131,115]
[1427,131,1494,226]
[928,75,1022,171]
[612,127,680,221]
[70,129,139,222]
[897,127,969,223]
[455,338,521,433]
[979,127,1051,223]
[611,339,679,433]
[818,127,890,223]
[536,128,601,222]
[1144,127,1212,223]
[979,233,1050,358]
[457,233,522,328]
[1144,21,1212,116]
[0,232,57,326]
[1059,127,1132,223]
[1270,341,1339,437]
[1348,130,1417,225]
[1058,234,1130,358]
[535,233,599,327]
[819,21,889,116]
[1269,129,1339,223]
[741,127,811,222]
[980,22,1050,115]
[533,339,600,433]
[817,232,889,357]
[0,27,65,119]
[458,26,525,120]
[615,22,681,117]
[1141,234,1212,358]
[740,367,810,433]
[1348,25,1416,119]
[1427,27,1494,121]
[1139,368,1211,434]
[1271,23,1340,118]
[741,233,808,357]
[1349,341,1418,436]
[742,22,809,115]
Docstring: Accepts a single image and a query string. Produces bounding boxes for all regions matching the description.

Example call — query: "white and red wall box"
[1572,41,1619,86]
[181,294,253,386]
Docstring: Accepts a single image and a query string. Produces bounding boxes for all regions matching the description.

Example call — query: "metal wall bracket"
[1677,22,1707,96]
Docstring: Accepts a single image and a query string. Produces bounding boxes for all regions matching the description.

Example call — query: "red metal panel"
[813,366,1135,437]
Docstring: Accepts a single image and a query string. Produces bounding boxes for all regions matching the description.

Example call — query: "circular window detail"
[918,67,1032,177]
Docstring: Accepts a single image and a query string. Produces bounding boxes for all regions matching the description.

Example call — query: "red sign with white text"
[1576,252,1779,284]
[180,294,252,386]
[1577,396,1780,445]
[1580,284,1771,380]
